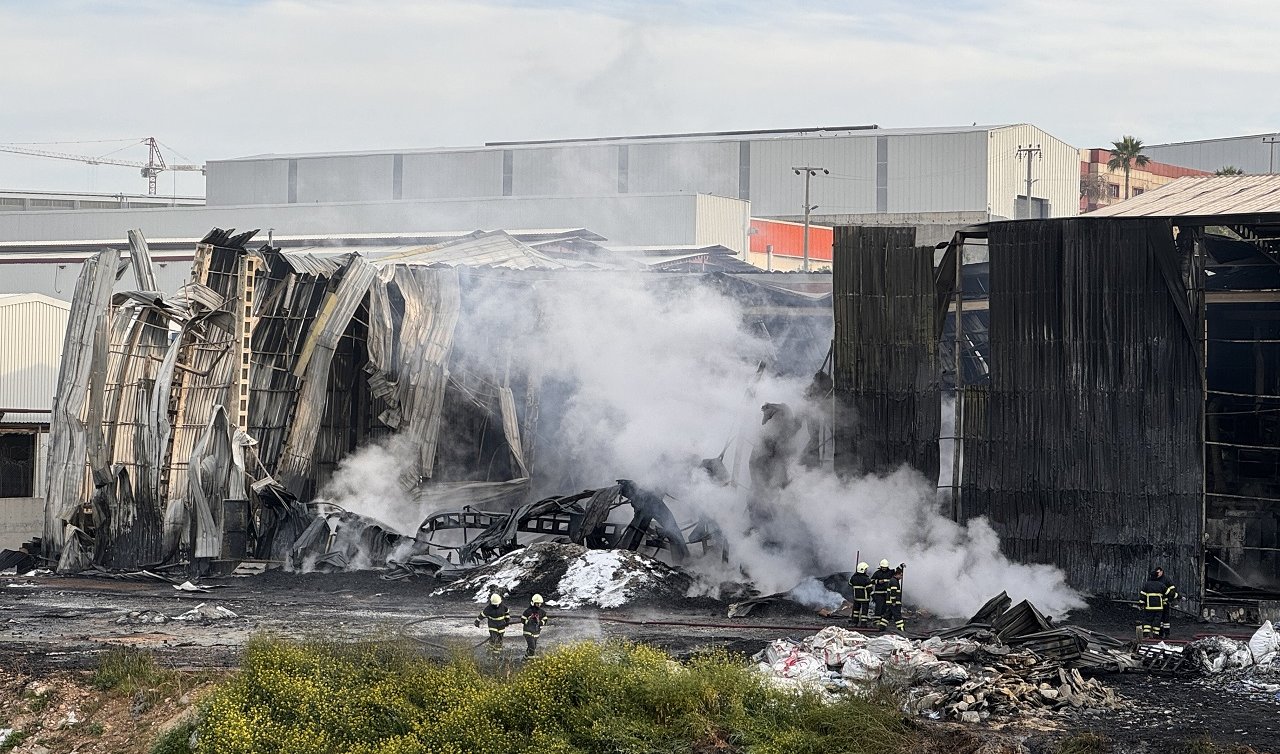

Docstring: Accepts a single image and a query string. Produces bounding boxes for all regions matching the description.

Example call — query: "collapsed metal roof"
[1089,175,1280,218]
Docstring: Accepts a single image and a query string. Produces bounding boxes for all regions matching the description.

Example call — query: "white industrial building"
[0,191,747,257]
[0,189,203,211]
[1144,133,1280,176]
[206,124,1080,244]
[0,293,67,549]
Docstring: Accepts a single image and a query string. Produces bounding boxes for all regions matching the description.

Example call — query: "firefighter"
[1153,566,1180,639]
[1138,569,1169,639]
[848,562,873,628]
[883,564,905,632]
[521,594,549,657]
[475,592,511,653]
[870,559,895,627]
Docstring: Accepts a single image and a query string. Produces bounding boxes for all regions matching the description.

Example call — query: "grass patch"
[1058,732,1111,754]
[194,637,916,754]
[0,730,28,753]
[92,648,176,694]
[151,720,197,754]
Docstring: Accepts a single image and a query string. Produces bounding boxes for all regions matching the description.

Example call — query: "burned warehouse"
[833,175,1280,622]
[34,227,832,577]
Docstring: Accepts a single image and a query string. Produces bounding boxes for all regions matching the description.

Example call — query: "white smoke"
[314,435,422,536]
[469,271,1083,619]
[319,269,1083,617]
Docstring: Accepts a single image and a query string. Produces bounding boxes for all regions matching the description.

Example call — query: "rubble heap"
[432,541,693,609]
[754,626,1126,721]
[753,593,1145,721]
[1183,621,1280,704]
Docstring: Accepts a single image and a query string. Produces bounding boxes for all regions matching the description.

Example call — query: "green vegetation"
[1108,135,1150,200]
[1215,166,1245,176]
[194,637,915,754]
[151,720,197,754]
[92,647,177,694]
[0,730,29,753]
[1057,731,1110,754]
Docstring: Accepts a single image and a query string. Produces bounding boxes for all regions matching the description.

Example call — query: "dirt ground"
[2,571,1277,753]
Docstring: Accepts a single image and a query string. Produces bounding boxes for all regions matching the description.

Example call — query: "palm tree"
[1216,166,1245,176]
[1107,136,1150,200]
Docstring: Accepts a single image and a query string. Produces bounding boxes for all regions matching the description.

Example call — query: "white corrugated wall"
[0,295,69,411]
[886,131,988,213]
[296,154,395,203]
[628,140,740,196]
[749,136,878,217]
[402,150,503,199]
[694,194,750,253]
[987,125,1080,220]
[206,159,291,206]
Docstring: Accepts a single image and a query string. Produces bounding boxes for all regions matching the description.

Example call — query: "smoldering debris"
[42,227,835,588]
[432,542,693,609]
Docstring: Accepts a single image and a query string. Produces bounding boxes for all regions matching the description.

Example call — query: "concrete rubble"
[753,625,1126,721]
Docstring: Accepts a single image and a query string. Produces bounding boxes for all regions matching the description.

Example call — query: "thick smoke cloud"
[335,269,1083,618]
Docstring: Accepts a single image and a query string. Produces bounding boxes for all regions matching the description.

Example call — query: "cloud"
[2,0,1279,194]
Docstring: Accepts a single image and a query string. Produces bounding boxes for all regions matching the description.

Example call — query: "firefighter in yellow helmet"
[475,591,511,653]
[870,559,894,627]
[521,594,550,657]
[848,562,873,628]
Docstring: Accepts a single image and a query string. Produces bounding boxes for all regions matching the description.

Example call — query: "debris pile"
[1185,621,1280,703]
[753,626,1127,720]
[752,593,1143,720]
[432,542,693,609]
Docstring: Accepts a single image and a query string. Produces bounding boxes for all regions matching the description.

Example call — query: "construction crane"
[0,137,205,195]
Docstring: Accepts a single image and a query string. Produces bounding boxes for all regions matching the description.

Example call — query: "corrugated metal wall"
[401,150,503,200]
[961,218,1202,599]
[0,296,69,410]
[1145,136,1275,175]
[693,194,749,251]
[749,136,879,217]
[511,145,617,197]
[986,125,1080,221]
[628,141,740,196]
[886,132,988,214]
[832,226,941,479]
[295,155,396,203]
[206,158,291,205]
[201,127,1079,222]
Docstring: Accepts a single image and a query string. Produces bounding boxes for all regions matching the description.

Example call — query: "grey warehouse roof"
[219,124,1019,161]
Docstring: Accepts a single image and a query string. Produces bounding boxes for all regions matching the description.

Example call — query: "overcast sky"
[3,0,1278,197]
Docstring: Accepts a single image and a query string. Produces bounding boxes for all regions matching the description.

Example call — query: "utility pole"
[1264,135,1280,174]
[792,166,828,271]
[1016,145,1042,218]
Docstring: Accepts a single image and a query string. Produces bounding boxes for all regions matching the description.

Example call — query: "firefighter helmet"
[489,593,502,606]
[879,559,890,569]
[856,562,869,574]
[531,594,544,605]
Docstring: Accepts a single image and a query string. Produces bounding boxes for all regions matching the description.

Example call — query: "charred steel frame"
[835,216,1280,607]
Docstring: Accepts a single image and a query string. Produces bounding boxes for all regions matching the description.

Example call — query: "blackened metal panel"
[961,218,1203,599]
[833,226,941,479]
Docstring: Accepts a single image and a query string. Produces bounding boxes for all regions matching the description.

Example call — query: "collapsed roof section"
[42,226,832,573]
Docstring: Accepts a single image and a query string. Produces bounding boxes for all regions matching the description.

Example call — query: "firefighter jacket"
[1157,573,1180,602]
[848,572,873,603]
[522,606,549,636]
[871,567,895,599]
[479,604,511,633]
[885,575,902,606]
[1139,577,1167,611]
